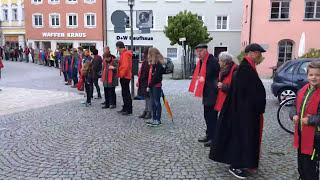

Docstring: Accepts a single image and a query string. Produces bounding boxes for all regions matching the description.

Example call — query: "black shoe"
[117,109,125,114]
[102,105,109,109]
[110,105,116,109]
[198,136,209,143]
[101,101,106,105]
[95,96,102,99]
[204,140,212,147]
[139,111,147,118]
[143,112,152,119]
[229,166,247,179]
[122,111,132,116]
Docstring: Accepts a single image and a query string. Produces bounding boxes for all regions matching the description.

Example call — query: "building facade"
[25,0,105,54]
[241,0,320,77]
[107,0,242,76]
[0,0,25,48]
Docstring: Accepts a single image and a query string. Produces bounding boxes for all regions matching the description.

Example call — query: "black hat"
[116,41,125,48]
[195,43,208,49]
[244,43,266,53]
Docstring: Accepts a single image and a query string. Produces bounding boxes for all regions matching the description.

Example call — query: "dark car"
[271,58,320,102]
[164,57,174,74]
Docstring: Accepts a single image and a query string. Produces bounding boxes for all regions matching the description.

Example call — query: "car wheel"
[278,88,296,103]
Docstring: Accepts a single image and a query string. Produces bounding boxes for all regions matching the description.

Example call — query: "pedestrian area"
[0,61,298,179]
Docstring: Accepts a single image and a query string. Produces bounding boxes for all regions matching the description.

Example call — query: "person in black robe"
[210,43,267,179]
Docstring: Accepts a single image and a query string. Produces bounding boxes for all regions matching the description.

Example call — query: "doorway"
[80,43,96,53]
[214,47,228,58]
[127,45,153,62]
[57,43,73,50]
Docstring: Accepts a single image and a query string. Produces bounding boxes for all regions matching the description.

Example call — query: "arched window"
[278,40,294,64]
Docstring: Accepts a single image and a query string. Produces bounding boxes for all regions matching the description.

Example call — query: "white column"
[73,41,80,49]
[51,41,57,51]
[8,2,12,26]
[17,1,22,25]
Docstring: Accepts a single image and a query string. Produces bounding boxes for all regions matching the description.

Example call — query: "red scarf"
[148,64,153,86]
[243,56,256,72]
[294,84,320,155]
[65,56,69,71]
[78,55,82,75]
[101,58,114,84]
[214,64,237,111]
[188,52,209,97]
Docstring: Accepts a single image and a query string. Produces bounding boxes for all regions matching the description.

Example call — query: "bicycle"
[277,97,296,135]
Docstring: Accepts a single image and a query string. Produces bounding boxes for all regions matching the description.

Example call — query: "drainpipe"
[249,0,253,44]
[102,0,105,48]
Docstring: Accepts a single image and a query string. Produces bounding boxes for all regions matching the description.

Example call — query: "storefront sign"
[42,32,87,38]
[116,35,153,41]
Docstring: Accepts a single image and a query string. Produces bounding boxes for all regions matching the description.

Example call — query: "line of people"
[67,41,166,127]
[190,42,320,180]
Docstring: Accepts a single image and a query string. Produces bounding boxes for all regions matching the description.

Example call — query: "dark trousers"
[104,87,116,107]
[72,69,78,85]
[120,78,132,113]
[204,105,218,141]
[93,78,101,97]
[50,60,54,67]
[63,72,68,82]
[85,82,93,104]
[298,151,319,180]
[150,87,162,121]
[55,59,59,68]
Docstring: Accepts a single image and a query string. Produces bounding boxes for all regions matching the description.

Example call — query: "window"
[278,40,293,63]
[12,9,18,21]
[67,13,77,27]
[270,1,290,19]
[3,9,8,21]
[66,0,77,4]
[85,13,96,27]
[49,0,60,4]
[50,14,60,27]
[197,16,204,22]
[167,48,177,58]
[125,15,130,28]
[305,0,320,19]
[32,0,43,4]
[298,62,311,74]
[84,0,96,3]
[216,16,228,30]
[33,14,43,27]
[285,64,296,74]
[21,8,24,20]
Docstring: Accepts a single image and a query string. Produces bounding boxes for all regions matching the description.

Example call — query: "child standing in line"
[146,48,165,127]
[292,61,320,180]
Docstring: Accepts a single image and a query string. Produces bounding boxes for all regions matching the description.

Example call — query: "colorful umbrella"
[161,90,173,122]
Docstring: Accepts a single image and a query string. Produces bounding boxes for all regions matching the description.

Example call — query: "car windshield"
[276,61,292,73]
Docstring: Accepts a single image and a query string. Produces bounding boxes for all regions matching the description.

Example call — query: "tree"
[164,11,213,78]
[301,48,320,58]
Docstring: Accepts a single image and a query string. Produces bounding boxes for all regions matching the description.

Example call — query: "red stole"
[243,56,256,71]
[65,56,69,71]
[214,64,237,112]
[294,84,320,155]
[188,52,209,97]
[101,58,114,84]
[148,64,152,86]
[78,55,82,75]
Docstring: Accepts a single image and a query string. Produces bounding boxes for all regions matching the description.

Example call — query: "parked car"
[164,57,174,74]
[271,58,320,102]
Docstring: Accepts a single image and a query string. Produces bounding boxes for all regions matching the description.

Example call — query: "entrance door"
[57,43,73,50]
[214,47,228,58]
[80,43,96,53]
[127,45,153,62]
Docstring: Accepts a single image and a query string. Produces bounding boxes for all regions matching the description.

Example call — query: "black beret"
[195,43,208,49]
[244,43,266,53]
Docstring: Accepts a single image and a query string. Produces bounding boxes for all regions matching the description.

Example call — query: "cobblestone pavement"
[0,61,298,179]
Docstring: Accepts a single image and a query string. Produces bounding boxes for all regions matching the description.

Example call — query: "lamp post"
[128,0,135,98]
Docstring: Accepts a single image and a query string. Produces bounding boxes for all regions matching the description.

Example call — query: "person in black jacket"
[145,48,165,127]
[189,44,220,148]
[137,47,152,119]
[210,43,266,179]
[92,49,102,99]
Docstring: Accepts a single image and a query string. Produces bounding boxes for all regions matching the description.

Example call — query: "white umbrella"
[298,32,306,57]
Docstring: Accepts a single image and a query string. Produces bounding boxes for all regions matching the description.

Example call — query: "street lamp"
[128,0,135,98]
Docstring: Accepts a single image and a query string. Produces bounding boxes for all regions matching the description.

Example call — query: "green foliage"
[301,48,320,58]
[164,11,213,49]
